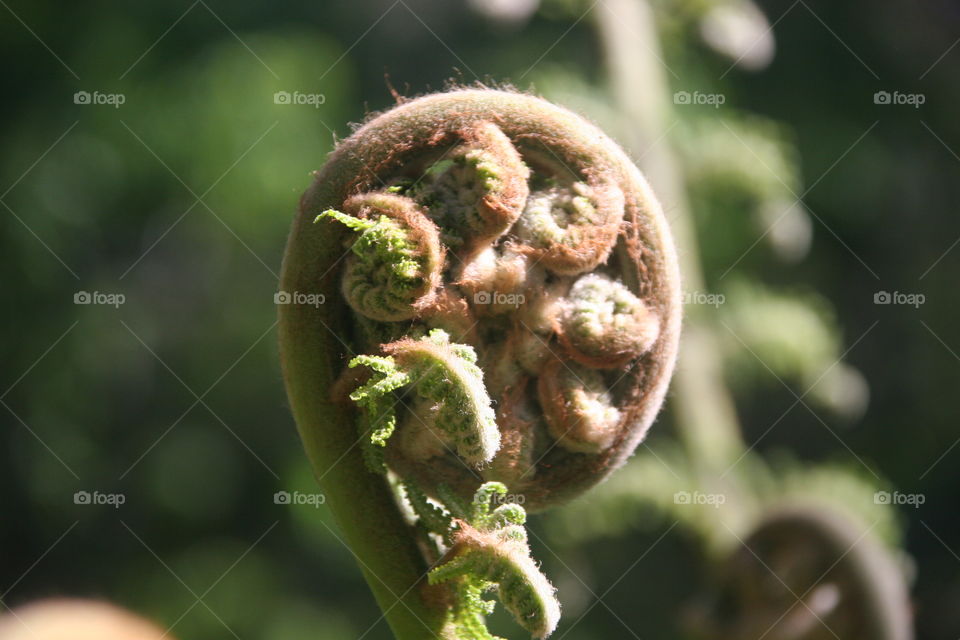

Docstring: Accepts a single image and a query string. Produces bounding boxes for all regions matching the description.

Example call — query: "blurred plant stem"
[593,0,746,488]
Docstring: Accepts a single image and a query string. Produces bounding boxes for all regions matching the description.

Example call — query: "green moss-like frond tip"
[415,121,529,244]
[386,329,500,467]
[319,210,422,282]
[347,329,500,473]
[316,194,443,323]
[470,481,526,528]
[404,482,453,541]
[451,581,503,640]
[426,482,561,639]
[348,354,411,471]
[488,503,526,529]
[317,208,374,231]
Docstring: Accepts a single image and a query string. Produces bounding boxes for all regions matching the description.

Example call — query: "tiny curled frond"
[513,180,625,275]
[348,329,500,471]
[414,482,560,640]
[469,481,527,530]
[417,121,530,246]
[557,272,660,369]
[318,192,443,322]
[538,359,622,454]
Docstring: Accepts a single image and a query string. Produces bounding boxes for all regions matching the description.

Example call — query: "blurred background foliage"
[1,0,958,638]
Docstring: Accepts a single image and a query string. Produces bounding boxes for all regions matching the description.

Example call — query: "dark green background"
[1,1,957,638]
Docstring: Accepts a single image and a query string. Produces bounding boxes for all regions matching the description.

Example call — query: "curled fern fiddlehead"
[557,272,661,369]
[538,359,623,454]
[279,89,682,639]
[513,180,625,275]
[349,328,500,470]
[418,121,530,245]
[414,482,561,640]
[320,192,444,322]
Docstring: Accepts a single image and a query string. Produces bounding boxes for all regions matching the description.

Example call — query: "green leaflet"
[348,354,411,471]
[416,121,529,245]
[348,329,500,472]
[319,210,423,317]
[316,192,442,322]
[409,482,561,640]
